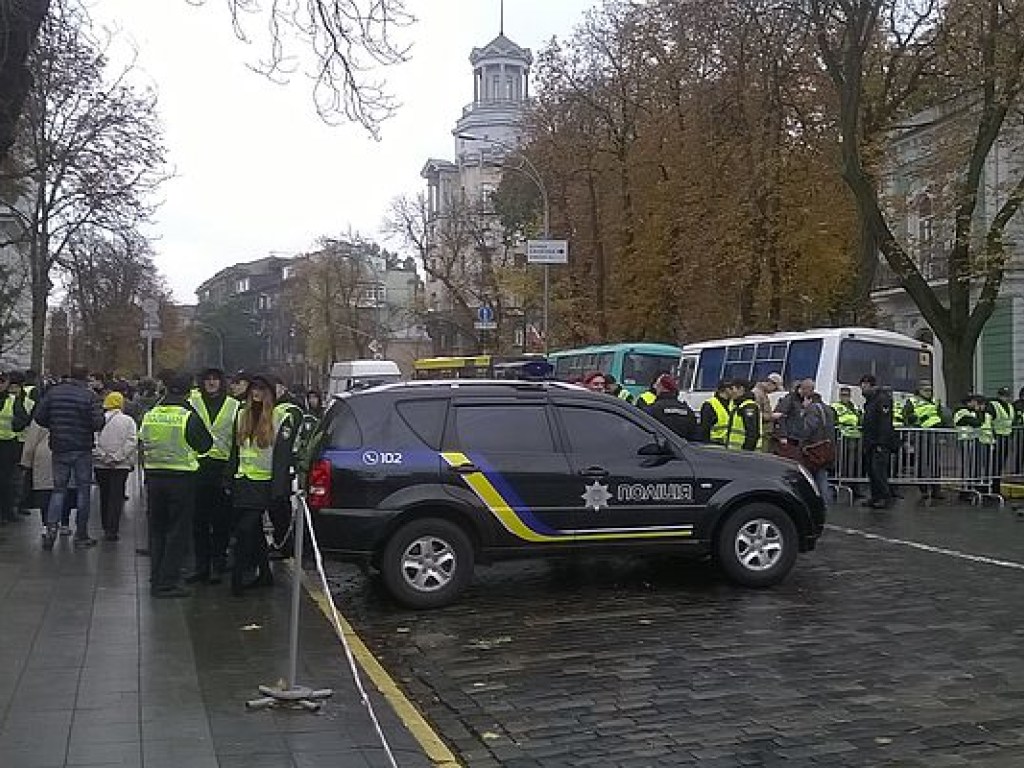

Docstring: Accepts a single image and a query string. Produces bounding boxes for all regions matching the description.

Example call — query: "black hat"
[165,372,193,395]
[200,367,225,379]
[249,373,276,393]
[232,369,251,382]
[997,387,1011,398]
[859,374,877,386]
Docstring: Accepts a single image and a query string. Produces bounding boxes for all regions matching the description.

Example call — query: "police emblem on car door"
[554,403,699,541]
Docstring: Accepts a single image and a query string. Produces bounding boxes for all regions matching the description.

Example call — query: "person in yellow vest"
[903,380,946,500]
[229,374,294,595]
[724,379,761,451]
[954,394,994,495]
[987,387,1016,495]
[605,374,636,405]
[1,372,34,524]
[186,367,240,584]
[830,387,863,495]
[267,376,303,558]
[140,372,213,598]
[634,374,665,409]
[699,380,733,446]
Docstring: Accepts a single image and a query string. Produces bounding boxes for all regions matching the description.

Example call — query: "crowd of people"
[0,365,325,598]
[575,368,1024,509]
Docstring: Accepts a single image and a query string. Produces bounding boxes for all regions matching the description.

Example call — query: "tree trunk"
[586,171,608,339]
[0,0,50,159]
[30,269,47,371]
[937,331,976,406]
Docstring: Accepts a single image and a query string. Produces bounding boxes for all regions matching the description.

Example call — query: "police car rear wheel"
[716,503,797,587]
[381,519,474,609]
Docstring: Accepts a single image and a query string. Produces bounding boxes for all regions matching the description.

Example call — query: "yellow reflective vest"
[908,395,943,429]
[188,392,239,461]
[705,396,730,445]
[0,395,16,441]
[726,397,762,451]
[990,400,1014,437]
[140,405,199,472]
[831,401,862,438]
[235,408,288,482]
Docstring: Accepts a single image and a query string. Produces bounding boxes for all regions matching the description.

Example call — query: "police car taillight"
[308,459,333,509]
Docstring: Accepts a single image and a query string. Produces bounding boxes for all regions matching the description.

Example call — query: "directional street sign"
[474,321,497,331]
[526,239,569,265]
[477,305,494,323]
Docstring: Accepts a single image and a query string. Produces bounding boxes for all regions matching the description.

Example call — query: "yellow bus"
[412,355,551,381]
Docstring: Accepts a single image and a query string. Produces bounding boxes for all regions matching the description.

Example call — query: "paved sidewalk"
[0,496,434,768]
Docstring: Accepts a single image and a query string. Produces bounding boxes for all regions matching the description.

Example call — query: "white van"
[327,360,402,396]
[677,327,939,409]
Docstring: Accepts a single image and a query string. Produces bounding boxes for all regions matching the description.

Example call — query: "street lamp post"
[457,132,552,353]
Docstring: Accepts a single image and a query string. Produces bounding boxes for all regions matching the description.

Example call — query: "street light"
[456,132,552,353]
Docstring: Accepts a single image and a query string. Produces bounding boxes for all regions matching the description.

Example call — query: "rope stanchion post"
[246,490,333,712]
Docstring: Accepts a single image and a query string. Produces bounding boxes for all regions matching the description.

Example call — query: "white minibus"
[677,327,938,409]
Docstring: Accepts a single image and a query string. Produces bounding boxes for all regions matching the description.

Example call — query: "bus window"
[696,347,726,390]
[622,353,679,389]
[722,344,755,383]
[784,339,823,385]
[678,356,697,391]
[838,340,930,393]
[751,342,788,383]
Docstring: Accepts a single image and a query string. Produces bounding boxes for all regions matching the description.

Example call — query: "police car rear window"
[328,401,363,449]
[396,399,447,450]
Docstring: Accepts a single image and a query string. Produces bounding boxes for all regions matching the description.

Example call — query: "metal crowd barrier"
[829,426,1024,507]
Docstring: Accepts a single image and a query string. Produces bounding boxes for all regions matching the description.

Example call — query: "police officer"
[954,394,994,494]
[724,379,761,451]
[268,376,302,557]
[0,372,33,523]
[140,372,213,598]
[831,387,863,439]
[641,374,697,440]
[604,374,635,405]
[904,380,945,500]
[186,367,239,584]
[699,380,732,446]
[230,374,294,595]
[987,387,1015,495]
[634,375,661,408]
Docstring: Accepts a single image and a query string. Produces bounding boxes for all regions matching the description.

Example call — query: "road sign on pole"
[477,305,494,323]
[526,239,569,265]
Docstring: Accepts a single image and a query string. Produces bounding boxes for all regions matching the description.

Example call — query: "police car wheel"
[716,503,797,588]
[381,518,474,609]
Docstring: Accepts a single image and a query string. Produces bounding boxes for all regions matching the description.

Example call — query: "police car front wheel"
[716,503,798,588]
[380,518,475,609]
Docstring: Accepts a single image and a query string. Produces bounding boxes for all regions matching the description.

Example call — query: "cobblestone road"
[327,501,1024,767]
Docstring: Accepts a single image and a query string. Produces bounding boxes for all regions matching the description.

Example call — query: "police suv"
[305,381,825,609]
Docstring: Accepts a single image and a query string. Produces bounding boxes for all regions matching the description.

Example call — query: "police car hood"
[688,443,799,476]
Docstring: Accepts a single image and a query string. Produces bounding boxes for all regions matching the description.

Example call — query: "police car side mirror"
[638,438,672,457]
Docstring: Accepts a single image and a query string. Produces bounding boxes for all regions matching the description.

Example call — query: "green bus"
[547,342,683,397]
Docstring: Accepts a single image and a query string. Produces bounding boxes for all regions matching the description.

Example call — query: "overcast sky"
[91,0,598,303]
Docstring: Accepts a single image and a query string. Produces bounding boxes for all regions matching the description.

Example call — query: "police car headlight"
[797,464,821,496]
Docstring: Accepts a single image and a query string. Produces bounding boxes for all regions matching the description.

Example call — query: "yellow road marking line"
[293,564,463,767]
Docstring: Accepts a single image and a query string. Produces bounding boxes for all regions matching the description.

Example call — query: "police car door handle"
[578,466,609,478]
[449,462,480,475]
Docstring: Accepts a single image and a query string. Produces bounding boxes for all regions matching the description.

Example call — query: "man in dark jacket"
[34,364,105,548]
[641,374,697,440]
[859,374,897,508]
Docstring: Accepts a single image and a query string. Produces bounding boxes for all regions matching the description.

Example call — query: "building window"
[358,283,386,306]
[281,265,294,281]
[234,277,250,293]
[257,294,271,310]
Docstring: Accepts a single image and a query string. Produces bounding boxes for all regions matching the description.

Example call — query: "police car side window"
[559,406,653,457]
[396,399,447,450]
[453,405,555,453]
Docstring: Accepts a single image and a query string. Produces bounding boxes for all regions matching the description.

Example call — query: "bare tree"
[807,0,1024,400]
[194,0,413,138]
[1,0,166,369]
[63,227,162,373]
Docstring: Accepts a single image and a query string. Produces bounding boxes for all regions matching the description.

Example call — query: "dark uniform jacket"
[644,393,698,441]
[33,379,104,453]
[862,387,898,450]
